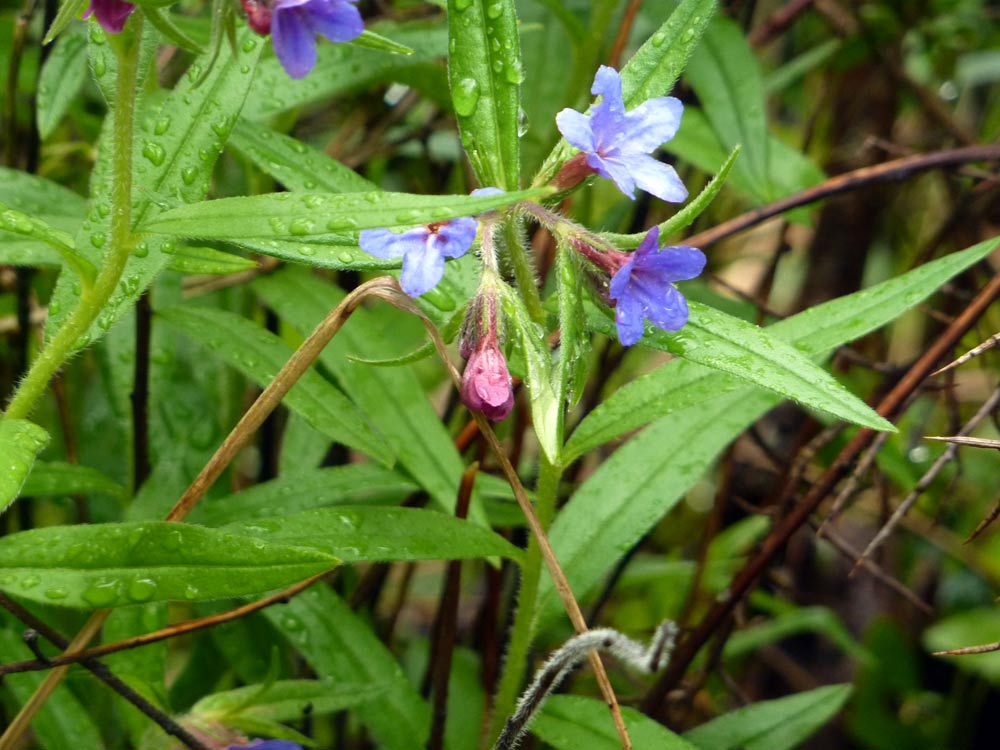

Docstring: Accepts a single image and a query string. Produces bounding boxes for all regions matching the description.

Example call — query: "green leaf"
[37,22,88,140]
[447,0,521,189]
[232,236,397,272]
[193,464,417,526]
[193,678,384,723]
[0,203,95,282]
[143,6,205,53]
[924,607,1000,684]
[353,28,415,55]
[0,627,104,750]
[588,300,894,432]
[47,27,263,351]
[0,419,50,513]
[684,16,770,199]
[140,186,551,239]
[542,240,998,628]
[684,684,852,750]
[0,166,86,220]
[567,239,999,461]
[499,283,561,463]
[0,521,337,608]
[252,269,486,522]
[604,146,739,248]
[43,0,88,44]
[158,305,393,466]
[227,507,523,563]
[532,695,697,750]
[555,247,589,410]
[265,585,430,750]
[164,244,258,275]
[620,0,718,107]
[244,21,448,120]
[21,460,125,499]
[229,121,377,194]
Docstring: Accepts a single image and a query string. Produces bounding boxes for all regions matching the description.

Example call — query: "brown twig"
[0,573,325,676]
[748,0,817,47]
[642,270,1000,716]
[605,0,643,70]
[850,385,1000,574]
[684,144,1000,250]
[0,594,209,750]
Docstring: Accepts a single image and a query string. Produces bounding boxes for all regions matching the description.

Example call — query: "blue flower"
[271,0,363,79]
[359,217,478,297]
[227,741,303,750]
[555,66,687,203]
[608,226,705,346]
[84,0,136,33]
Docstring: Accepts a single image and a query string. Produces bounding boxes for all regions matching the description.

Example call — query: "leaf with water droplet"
[0,521,338,608]
[0,419,50,514]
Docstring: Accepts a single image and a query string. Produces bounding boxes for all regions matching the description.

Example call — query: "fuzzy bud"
[461,338,514,422]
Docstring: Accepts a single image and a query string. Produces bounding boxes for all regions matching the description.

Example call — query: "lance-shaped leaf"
[265,586,430,750]
[587,301,893,431]
[0,419,50,514]
[226,507,523,563]
[566,238,999,461]
[46,27,263,350]
[532,695,696,750]
[540,240,999,628]
[447,0,522,189]
[159,306,393,466]
[21,461,125,500]
[140,187,551,240]
[684,684,852,750]
[0,521,338,608]
[37,22,88,140]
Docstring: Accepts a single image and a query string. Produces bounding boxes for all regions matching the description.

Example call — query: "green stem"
[3,23,140,421]
[488,457,562,744]
[503,218,545,325]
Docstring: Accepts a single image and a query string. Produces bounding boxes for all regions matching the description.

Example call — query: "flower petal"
[555,109,596,153]
[589,66,626,138]
[637,245,706,282]
[627,155,688,203]
[431,217,477,259]
[306,0,364,43]
[399,242,446,297]
[644,283,690,332]
[613,289,646,346]
[272,6,319,78]
[359,228,425,260]
[622,97,684,152]
[85,0,136,34]
[608,257,637,301]
[589,154,637,199]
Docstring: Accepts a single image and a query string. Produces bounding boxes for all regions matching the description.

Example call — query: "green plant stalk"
[503,218,545,325]
[3,23,140,422]
[487,456,561,743]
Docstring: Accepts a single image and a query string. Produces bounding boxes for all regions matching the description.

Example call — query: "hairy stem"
[3,23,140,421]
[503,218,545,325]
[487,456,561,743]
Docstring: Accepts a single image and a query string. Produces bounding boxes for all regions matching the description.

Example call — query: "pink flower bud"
[461,340,514,422]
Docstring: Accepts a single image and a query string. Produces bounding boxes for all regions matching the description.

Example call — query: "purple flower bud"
[228,741,303,750]
[555,66,687,203]
[270,0,363,79]
[83,0,136,34]
[461,338,514,422]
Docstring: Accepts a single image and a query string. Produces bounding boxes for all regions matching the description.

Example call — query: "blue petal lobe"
[623,97,684,152]
[555,109,596,153]
[399,242,446,297]
[638,245,706,282]
[432,217,477,259]
[613,292,645,347]
[628,156,688,203]
[594,155,638,199]
[359,228,424,260]
[307,0,363,43]
[272,7,318,78]
[645,284,690,332]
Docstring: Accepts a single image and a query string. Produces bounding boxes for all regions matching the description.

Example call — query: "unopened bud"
[460,339,514,422]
